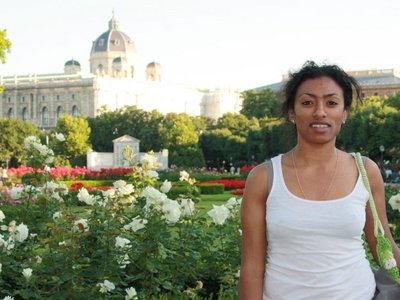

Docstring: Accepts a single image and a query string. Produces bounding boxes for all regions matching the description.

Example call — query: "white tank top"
[264,154,376,300]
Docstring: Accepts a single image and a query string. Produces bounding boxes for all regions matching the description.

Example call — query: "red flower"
[200,179,246,190]
[70,182,85,191]
[231,189,244,195]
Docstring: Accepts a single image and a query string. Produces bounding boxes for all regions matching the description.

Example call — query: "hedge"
[197,184,225,195]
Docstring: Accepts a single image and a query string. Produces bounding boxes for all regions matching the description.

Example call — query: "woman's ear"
[288,109,295,122]
[342,109,348,124]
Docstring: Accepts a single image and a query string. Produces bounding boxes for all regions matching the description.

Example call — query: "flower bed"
[8,165,132,181]
[199,179,246,190]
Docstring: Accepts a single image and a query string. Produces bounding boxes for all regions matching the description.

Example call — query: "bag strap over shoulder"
[354,152,384,237]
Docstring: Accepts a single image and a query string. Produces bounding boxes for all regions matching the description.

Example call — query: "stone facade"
[267,68,400,98]
[0,15,242,128]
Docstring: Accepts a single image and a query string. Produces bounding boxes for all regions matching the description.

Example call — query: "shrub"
[60,179,114,189]
[197,183,225,195]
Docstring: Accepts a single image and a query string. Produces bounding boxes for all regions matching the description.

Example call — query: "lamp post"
[379,145,385,163]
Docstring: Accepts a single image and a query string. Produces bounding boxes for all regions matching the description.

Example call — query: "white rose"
[118,184,134,196]
[55,132,65,142]
[53,211,62,219]
[115,236,131,249]
[140,153,159,169]
[123,216,148,232]
[73,219,89,232]
[42,181,59,191]
[22,268,32,280]
[10,186,24,200]
[125,287,138,300]
[0,210,5,223]
[207,204,230,225]
[146,170,159,179]
[389,193,400,211]
[180,198,195,217]
[160,180,172,193]
[77,188,96,205]
[14,223,29,242]
[24,136,37,147]
[140,186,167,207]
[179,170,190,181]
[113,180,127,189]
[98,279,115,293]
[162,200,181,223]
[102,188,116,199]
[0,234,5,247]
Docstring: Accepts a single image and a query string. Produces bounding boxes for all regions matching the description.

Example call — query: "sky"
[2,0,400,91]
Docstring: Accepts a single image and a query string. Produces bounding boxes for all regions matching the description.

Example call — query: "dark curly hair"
[281,61,362,120]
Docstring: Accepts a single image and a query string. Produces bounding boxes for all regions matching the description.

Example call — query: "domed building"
[0,15,243,129]
[90,15,138,78]
[64,59,81,74]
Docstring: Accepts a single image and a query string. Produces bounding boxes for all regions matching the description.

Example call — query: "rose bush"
[0,139,241,299]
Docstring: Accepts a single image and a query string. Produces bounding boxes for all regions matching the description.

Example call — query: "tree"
[240,88,283,119]
[0,29,12,92]
[215,113,259,138]
[0,29,11,64]
[55,115,91,166]
[386,92,400,110]
[159,113,204,167]
[0,118,40,166]
[88,106,163,153]
[199,128,232,168]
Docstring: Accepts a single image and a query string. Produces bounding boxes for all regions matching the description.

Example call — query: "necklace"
[291,149,339,199]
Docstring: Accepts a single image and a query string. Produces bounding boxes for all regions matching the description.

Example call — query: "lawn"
[197,191,240,213]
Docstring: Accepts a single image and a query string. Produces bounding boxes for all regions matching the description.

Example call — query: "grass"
[197,191,240,213]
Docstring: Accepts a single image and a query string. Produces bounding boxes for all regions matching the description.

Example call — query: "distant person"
[239,61,400,299]
[1,165,8,185]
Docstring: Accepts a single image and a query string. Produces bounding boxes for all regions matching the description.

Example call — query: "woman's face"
[289,76,348,145]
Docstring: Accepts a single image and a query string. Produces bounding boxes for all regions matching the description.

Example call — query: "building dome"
[90,19,136,54]
[146,61,162,81]
[65,59,81,66]
[64,59,81,74]
[89,14,137,78]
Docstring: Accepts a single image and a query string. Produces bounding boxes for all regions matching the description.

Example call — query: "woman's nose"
[312,103,327,118]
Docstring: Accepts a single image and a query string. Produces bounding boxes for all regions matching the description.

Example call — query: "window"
[56,95,60,100]
[7,108,13,118]
[22,96,25,103]
[42,107,49,125]
[72,105,79,117]
[42,95,45,101]
[7,97,11,103]
[22,107,28,121]
[374,92,379,96]
[56,106,63,119]
[72,94,75,100]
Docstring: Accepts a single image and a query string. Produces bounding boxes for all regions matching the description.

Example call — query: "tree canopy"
[55,115,91,166]
[240,88,283,119]
[0,118,40,166]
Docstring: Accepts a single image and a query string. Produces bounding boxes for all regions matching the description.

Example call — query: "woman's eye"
[301,100,312,105]
[327,100,338,106]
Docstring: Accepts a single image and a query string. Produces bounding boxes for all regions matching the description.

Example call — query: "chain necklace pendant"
[291,149,339,200]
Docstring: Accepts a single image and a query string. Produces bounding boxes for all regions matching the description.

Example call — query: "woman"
[239,61,400,299]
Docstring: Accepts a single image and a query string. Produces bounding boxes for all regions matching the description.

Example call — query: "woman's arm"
[239,163,269,300]
[363,158,400,267]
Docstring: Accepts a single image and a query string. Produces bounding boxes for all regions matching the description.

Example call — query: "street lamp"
[379,145,385,162]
